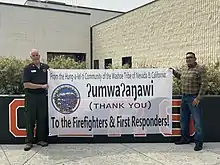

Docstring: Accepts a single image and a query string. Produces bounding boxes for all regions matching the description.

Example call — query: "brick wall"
[92,0,220,69]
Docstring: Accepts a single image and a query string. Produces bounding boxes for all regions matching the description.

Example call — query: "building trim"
[24,0,125,14]
[47,51,87,54]
[91,0,159,27]
[0,2,90,15]
[90,27,93,69]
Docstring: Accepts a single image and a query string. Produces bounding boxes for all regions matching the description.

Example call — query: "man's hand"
[192,97,200,106]
[41,84,48,89]
[169,67,174,74]
[169,67,173,71]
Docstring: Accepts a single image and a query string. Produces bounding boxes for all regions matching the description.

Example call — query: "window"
[104,58,112,69]
[122,56,132,68]
[47,52,86,63]
[94,60,99,69]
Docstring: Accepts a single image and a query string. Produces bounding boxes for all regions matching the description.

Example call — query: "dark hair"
[186,52,195,57]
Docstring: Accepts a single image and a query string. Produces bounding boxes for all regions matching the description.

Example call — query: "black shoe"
[175,138,190,145]
[37,141,48,147]
[24,143,33,151]
[194,143,203,151]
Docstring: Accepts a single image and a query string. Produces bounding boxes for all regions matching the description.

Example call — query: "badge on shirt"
[31,70,36,73]
[43,69,46,72]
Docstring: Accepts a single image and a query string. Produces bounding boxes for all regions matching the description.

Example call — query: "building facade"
[92,0,220,69]
[24,0,124,26]
[0,2,91,67]
[2,0,219,69]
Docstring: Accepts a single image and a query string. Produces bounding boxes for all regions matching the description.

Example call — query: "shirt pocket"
[188,70,199,82]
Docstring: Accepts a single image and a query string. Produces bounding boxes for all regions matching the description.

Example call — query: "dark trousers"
[180,94,203,144]
[24,92,48,143]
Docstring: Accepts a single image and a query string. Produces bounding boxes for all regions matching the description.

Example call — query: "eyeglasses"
[31,54,39,57]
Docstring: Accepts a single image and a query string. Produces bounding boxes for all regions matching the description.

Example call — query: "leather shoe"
[175,138,190,145]
[24,143,33,151]
[37,141,48,147]
[194,144,203,151]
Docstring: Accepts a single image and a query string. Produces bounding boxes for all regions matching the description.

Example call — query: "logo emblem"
[51,84,80,114]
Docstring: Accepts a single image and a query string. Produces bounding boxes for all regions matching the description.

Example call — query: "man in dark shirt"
[22,49,49,151]
[170,52,208,151]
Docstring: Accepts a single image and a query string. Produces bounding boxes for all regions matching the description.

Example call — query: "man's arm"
[197,65,208,100]
[170,68,181,79]
[22,66,44,89]
[23,83,44,89]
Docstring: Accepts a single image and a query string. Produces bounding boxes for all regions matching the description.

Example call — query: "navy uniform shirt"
[22,63,49,94]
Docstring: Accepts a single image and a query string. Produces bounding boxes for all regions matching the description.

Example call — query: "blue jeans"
[180,94,203,144]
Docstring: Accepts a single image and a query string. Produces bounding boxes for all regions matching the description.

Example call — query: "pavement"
[1,143,220,165]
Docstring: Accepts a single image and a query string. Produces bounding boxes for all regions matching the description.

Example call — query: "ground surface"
[1,143,220,165]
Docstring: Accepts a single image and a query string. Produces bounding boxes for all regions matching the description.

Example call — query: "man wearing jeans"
[170,52,207,151]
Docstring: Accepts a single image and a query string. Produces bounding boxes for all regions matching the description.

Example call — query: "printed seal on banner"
[51,84,81,114]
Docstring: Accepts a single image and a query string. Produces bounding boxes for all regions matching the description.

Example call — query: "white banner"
[47,68,173,136]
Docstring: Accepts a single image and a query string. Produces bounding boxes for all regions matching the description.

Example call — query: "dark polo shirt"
[22,63,49,94]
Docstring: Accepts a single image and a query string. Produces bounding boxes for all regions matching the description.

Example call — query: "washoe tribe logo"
[51,84,81,114]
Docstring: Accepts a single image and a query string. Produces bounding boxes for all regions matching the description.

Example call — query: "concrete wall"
[92,0,220,69]
[25,0,123,26]
[0,3,91,68]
